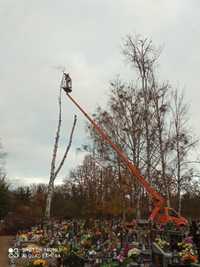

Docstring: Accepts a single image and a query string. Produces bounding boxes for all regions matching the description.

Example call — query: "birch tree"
[45,88,77,219]
[169,89,198,214]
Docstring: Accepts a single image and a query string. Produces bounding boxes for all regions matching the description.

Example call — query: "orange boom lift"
[61,73,188,226]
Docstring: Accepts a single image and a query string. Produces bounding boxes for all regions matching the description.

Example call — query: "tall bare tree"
[45,88,77,219]
[123,36,162,209]
[151,82,172,206]
[169,89,198,214]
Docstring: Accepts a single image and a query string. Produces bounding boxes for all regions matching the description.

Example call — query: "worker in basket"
[61,72,72,93]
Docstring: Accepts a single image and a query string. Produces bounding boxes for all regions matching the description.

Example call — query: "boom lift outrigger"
[61,73,188,226]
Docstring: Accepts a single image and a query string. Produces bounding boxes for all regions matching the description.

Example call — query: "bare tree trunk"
[170,89,197,214]
[45,181,54,220]
[45,88,77,220]
[136,188,141,219]
[177,187,181,214]
[153,85,171,207]
[45,89,62,219]
[177,135,182,214]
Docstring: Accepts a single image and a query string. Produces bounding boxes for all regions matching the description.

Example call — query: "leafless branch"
[54,114,77,179]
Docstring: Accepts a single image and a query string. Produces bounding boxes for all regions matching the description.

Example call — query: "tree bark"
[45,89,77,220]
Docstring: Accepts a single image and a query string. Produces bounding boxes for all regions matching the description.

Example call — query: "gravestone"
[152,242,172,267]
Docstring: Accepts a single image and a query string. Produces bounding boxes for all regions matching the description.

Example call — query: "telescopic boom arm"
[63,91,166,221]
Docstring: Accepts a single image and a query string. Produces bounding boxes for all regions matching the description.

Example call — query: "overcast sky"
[0,0,200,187]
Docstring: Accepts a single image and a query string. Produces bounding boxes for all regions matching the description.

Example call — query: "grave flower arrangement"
[39,235,49,246]
[119,247,141,266]
[178,238,198,264]
[155,238,170,251]
[57,244,70,256]
[81,234,92,249]
[25,259,47,267]
[181,253,198,264]
[18,233,28,241]
[17,219,148,266]
[128,247,141,260]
